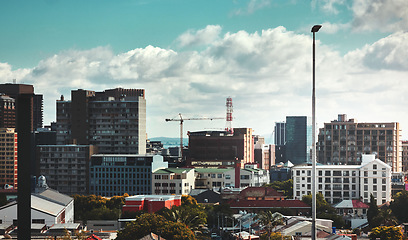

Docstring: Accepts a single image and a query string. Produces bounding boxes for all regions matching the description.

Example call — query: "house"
[122,195,181,214]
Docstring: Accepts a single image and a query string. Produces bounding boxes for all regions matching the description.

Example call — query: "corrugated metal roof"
[31,195,65,216]
[153,168,193,174]
[194,168,233,173]
[34,189,73,206]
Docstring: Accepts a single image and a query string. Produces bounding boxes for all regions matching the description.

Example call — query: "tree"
[116,213,196,240]
[260,232,291,240]
[369,226,403,240]
[265,179,293,198]
[302,193,344,228]
[159,204,207,231]
[367,194,380,228]
[255,211,283,236]
[390,190,408,223]
[181,194,198,206]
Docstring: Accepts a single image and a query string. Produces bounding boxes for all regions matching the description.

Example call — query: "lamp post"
[311,24,321,240]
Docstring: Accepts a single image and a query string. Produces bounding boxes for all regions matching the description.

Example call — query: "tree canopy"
[302,193,344,228]
[390,190,408,223]
[265,179,293,198]
[73,194,127,222]
[369,226,403,240]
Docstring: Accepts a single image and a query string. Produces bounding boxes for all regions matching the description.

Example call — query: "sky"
[0,0,407,142]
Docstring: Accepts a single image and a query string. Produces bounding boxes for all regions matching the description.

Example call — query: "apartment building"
[36,145,97,195]
[152,168,195,195]
[89,154,167,197]
[0,128,17,188]
[293,155,391,205]
[402,141,408,172]
[317,114,401,172]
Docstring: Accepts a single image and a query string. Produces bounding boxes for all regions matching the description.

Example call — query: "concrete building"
[292,155,392,205]
[317,114,402,172]
[56,88,146,154]
[152,168,195,195]
[274,122,286,146]
[0,128,17,188]
[187,128,254,167]
[89,154,167,197]
[254,141,272,170]
[402,141,408,172]
[36,145,97,195]
[240,164,270,187]
[0,95,15,128]
[285,116,312,165]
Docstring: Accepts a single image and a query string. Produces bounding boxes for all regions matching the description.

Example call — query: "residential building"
[254,141,272,170]
[0,128,17,188]
[285,116,312,165]
[187,128,254,167]
[292,154,392,205]
[402,141,408,172]
[89,154,167,197]
[194,168,235,189]
[36,145,97,195]
[152,168,195,195]
[122,195,181,214]
[0,95,15,128]
[317,114,402,172]
[56,88,146,154]
[240,164,270,187]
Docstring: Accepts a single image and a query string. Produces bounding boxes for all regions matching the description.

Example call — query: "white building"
[152,168,195,195]
[240,164,270,187]
[293,155,391,205]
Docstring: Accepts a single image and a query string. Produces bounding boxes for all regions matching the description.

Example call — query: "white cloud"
[311,0,346,14]
[232,0,271,16]
[319,21,350,34]
[2,25,407,139]
[352,0,408,32]
[176,25,222,48]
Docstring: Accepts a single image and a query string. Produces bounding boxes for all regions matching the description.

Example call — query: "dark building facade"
[0,94,15,128]
[56,88,146,154]
[285,116,312,165]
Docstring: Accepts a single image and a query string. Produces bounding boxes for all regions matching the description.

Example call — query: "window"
[226,175,231,180]
[364,171,368,177]
[211,174,216,178]
[296,177,300,183]
[373,164,377,170]
[364,178,368,184]
[217,174,222,178]
[382,179,386,184]
[364,185,368,191]
[325,171,331,176]
[373,179,377,184]
[373,185,377,191]
[241,175,249,180]
[318,171,322,176]
[373,171,377,175]
[382,185,386,191]
[307,170,311,176]
[307,178,311,183]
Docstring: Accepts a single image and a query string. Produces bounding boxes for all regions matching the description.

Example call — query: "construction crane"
[165,113,224,157]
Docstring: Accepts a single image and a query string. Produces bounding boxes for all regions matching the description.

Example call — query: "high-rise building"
[402,141,408,172]
[317,114,401,172]
[0,128,18,188]
[285,116,312,165]
[186,128,254,167]
[274,122,286,145]
[0,83,43,130]
[0,95,15,128]
[56,88,146,154]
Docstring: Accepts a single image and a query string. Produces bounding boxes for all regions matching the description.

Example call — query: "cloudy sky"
[0,0,407,141]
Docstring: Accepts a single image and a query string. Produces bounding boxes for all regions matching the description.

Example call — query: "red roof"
[228,199,310,209]
[86,234,102,240]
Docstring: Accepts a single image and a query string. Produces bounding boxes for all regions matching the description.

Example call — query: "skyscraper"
[56,88,146,154]
[285,116,312,165]
[317,114,401,172]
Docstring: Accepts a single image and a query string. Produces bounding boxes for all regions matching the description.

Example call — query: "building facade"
[56,88,146,154]
[36,145,97,195]
[285,116,312,165]
[402,141,408,172]
[152,168,195,195]
[0,95,15,128]
[0,128,17,188]
[187,128,254,167]
[89,154,167,197]
[292,155,392,205]
[317,114,402,172]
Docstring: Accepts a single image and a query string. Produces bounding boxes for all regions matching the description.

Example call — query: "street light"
[311,24,321,240]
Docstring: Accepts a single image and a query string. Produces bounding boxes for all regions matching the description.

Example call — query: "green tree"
[116,213,196,240]
[390,190,408,223]
[159,204,207,231]
[255,211,283,235]
[302,193,344,228]
[367,194,380,228]
[260,232,291,240]
[265,179,293,198]
[181,194,198,206]
[369,226,403,240]
[204,203,233,230]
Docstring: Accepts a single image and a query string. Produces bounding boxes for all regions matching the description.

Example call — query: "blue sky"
[0,0,407,140]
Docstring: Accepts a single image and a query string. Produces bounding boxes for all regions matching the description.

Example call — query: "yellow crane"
[165,113,224,157]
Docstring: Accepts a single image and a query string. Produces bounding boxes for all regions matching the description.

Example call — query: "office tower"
[37,145,96,195]
[56,88,146,154]
[0,94,15,128]
[0,83,43,129]
[285,116,312,165]
[186,128,254,167]
[317,114,401,172]
[274,122,286,145]
[402,141,408,172]
[0,128,17,188]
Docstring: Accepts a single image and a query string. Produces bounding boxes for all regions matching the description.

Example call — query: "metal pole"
[311,24,321,240]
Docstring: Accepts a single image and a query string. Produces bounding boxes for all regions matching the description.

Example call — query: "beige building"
[317,114,401,172]
[0,128,17,188]
[402,141,408,172]
[152,168,195,195]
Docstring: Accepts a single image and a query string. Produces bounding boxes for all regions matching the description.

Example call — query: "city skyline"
[0,0,407,140]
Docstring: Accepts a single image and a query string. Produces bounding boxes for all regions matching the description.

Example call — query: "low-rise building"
[89,154,167,197]
[292,154,392,205]
[122,195,181,214]
[152,168,195,195]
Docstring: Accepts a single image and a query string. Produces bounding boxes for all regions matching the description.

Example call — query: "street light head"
[311,25,322,33]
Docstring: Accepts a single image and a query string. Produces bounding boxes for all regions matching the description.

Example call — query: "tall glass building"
[285,116,312,165]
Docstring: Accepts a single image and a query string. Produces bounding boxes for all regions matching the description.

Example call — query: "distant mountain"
[149,137,188,147]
